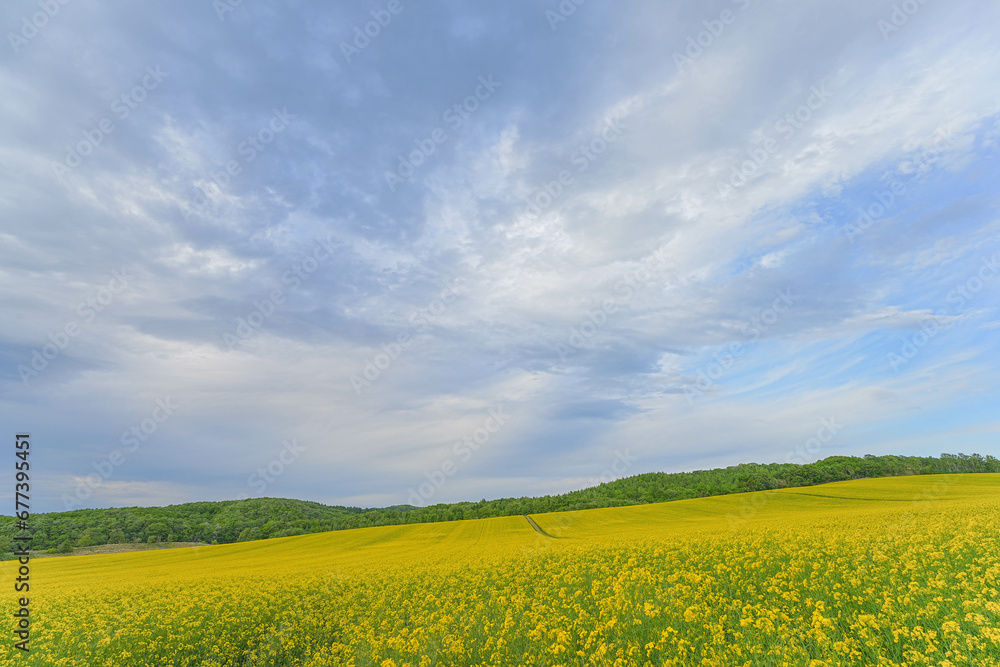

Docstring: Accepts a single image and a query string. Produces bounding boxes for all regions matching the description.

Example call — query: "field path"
[524,515,558,538]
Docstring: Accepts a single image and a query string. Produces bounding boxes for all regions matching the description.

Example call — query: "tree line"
[1,452,995,555]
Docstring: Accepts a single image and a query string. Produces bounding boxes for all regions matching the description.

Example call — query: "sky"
[1,0,998,514]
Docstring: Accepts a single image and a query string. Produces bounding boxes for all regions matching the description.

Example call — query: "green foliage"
[0,452,996,553]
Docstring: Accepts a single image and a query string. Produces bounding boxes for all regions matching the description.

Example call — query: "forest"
[1,452,995,555]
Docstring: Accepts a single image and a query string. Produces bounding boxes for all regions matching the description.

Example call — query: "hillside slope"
[3,474,998,665]
[2,452,996,553]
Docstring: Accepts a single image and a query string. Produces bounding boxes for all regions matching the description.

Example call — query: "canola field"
[2,473,999,666]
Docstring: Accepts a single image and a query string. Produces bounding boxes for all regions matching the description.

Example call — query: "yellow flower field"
[2,474,999,666]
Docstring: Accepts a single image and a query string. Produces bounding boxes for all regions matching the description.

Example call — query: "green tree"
[77,528,107,547]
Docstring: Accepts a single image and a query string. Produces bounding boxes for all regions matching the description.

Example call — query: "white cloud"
[2,0,998,511]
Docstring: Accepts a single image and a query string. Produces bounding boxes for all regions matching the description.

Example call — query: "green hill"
[1,452,996,554]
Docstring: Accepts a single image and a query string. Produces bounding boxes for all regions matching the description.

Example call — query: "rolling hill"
[2,452,996,554]
[3,473,998,665]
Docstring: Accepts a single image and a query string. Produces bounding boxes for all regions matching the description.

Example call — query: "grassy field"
[3,474,998,666]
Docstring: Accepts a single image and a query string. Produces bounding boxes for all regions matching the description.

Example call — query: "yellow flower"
[6,474,997,667]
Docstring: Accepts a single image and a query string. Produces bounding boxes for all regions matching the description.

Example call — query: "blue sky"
[1,0,998,513]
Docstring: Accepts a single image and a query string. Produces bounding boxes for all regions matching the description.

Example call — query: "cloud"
[2,0,999,511]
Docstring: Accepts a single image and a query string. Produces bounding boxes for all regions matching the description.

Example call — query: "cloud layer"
[2,0,998,512]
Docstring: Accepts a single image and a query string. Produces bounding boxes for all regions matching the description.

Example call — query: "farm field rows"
[3,474,999,666]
